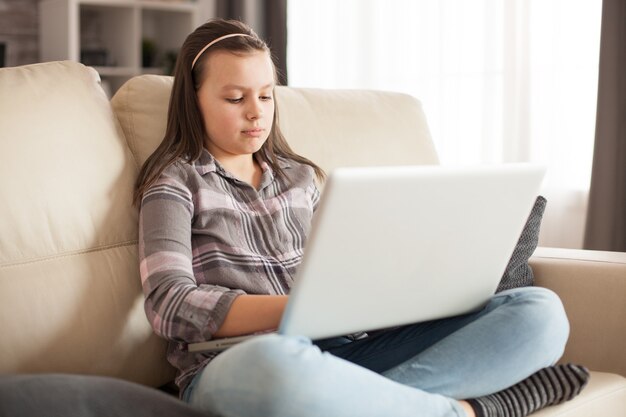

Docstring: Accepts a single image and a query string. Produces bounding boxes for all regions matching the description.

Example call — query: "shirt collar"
[192,148,218,176]
[192,148,291,178]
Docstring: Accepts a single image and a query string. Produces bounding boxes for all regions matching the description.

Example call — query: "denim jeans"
[184,287,569,417]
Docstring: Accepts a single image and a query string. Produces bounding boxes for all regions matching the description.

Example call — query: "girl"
[136,19,588,417]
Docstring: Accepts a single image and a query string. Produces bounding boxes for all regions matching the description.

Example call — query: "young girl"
[136,19,588,417]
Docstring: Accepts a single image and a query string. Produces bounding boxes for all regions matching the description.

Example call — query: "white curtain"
[287,0,601,249]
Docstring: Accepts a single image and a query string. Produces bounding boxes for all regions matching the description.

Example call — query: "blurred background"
[2,0,623,252]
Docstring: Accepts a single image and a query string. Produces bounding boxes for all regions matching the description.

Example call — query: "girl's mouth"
[242,128,265,137]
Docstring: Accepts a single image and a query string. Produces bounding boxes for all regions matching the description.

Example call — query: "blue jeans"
[184,287,569,417]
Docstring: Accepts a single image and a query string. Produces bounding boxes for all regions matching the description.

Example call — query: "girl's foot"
[467,363,590,417]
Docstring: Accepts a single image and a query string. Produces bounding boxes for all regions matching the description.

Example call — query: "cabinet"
[39,0,213,95]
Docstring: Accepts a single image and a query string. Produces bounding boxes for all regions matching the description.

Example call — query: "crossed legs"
[186,287,574,417]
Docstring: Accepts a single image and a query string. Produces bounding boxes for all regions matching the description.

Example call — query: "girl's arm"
[140,165,247,344]
[212,294,289,338]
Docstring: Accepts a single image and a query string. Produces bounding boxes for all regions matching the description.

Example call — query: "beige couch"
[0,60,624,415]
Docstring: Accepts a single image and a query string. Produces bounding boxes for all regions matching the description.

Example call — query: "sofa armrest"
[530,247,626,377]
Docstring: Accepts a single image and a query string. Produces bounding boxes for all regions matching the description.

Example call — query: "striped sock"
[467,364,590,417]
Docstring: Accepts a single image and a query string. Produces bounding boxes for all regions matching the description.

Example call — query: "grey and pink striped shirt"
[138,149,320,393]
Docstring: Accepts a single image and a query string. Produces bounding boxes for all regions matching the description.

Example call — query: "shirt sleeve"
[309,181,322,213]
[138,164,244,343]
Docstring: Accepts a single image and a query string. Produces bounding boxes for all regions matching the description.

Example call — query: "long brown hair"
[133,19,325,205]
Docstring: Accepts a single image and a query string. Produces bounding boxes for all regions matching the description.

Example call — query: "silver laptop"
[189,164,545,353]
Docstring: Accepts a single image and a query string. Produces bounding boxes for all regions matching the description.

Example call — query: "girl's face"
[196,50,275,164]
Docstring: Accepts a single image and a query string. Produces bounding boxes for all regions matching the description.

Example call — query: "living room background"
[4,0,621,251]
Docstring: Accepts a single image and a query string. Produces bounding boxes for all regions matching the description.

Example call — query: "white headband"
[191,33,253,70]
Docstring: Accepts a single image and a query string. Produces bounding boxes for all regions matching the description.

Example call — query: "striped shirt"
[138,148,320,393]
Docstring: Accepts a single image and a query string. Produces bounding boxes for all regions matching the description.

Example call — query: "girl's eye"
[226,98,243,104]
[260,96,273,101]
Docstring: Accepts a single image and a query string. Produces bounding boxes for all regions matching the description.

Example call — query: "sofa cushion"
[275,87,440,172]
[0,61,173,386]
[111,75,440,174]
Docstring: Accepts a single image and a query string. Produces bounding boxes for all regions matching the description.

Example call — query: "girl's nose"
[247,100,263,120]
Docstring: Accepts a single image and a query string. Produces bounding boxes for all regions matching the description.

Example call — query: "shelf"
[92,66,138,77]
[140,67,166,75]
[80,3,137,68]
[39,0,210,96]
[139,1,199,12]
[73,0,197,8]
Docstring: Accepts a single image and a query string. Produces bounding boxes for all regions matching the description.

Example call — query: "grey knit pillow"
[496,196,547,293]
[0,374,212,417]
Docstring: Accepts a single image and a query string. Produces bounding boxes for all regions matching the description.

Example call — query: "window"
[288,0,601,248]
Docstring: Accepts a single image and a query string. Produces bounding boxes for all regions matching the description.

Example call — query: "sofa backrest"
[0,60,439,388]
[111,75,439,176]
[0,61,175,386]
